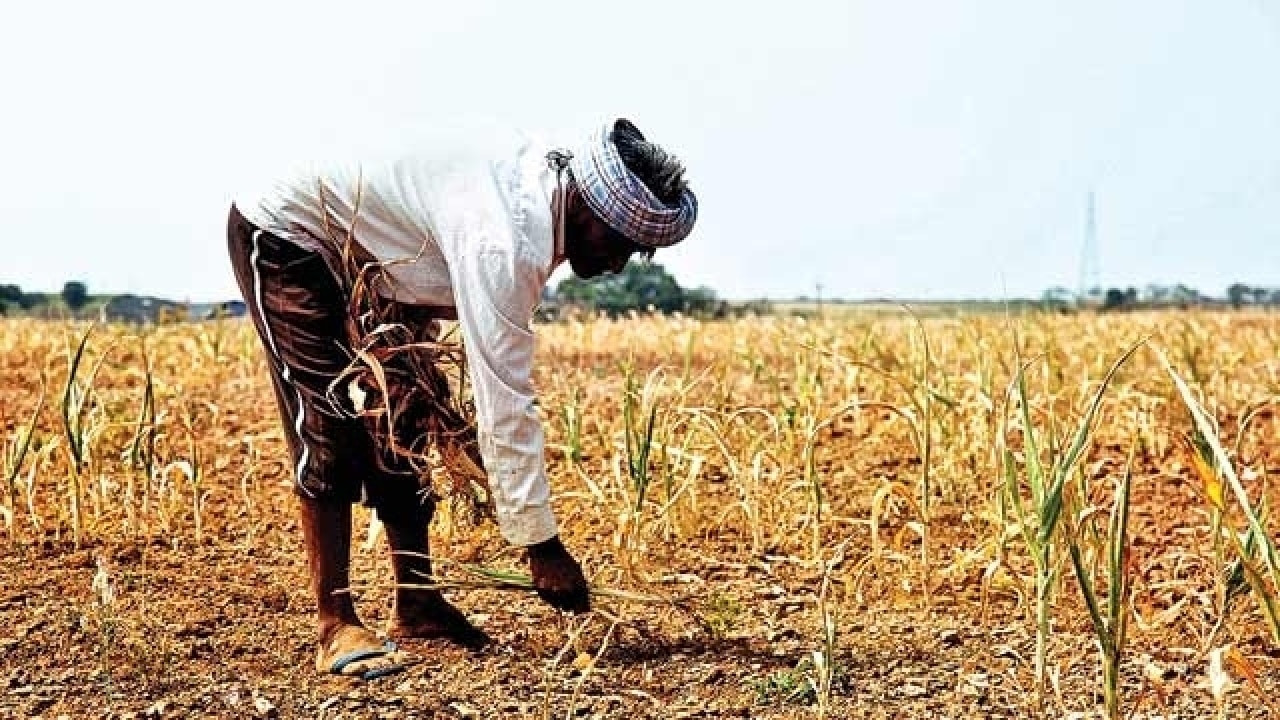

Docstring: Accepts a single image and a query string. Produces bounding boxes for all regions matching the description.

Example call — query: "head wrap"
[566,122,698,248]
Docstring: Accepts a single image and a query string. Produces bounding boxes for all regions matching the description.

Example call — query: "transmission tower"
[1078,191,1101,300]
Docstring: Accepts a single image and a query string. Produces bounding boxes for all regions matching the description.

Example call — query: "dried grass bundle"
[314,181,492,526]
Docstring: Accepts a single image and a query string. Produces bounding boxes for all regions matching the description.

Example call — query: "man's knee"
[292,470,363,505]
[289,434,363,504]
[363,473,436,526]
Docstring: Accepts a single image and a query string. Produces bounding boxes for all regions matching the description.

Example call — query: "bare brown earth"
[1,312,1279,719]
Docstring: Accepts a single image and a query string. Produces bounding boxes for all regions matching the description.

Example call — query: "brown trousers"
[225,204,433,519]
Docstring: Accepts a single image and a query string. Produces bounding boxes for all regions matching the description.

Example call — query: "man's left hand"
[527,535,591,613]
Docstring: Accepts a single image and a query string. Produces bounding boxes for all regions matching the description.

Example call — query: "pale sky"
[2,1,1278,302]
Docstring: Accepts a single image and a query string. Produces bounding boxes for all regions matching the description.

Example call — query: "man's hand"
[527,535,590,614]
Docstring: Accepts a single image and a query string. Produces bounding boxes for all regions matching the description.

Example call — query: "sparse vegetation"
[2,310,1280,717]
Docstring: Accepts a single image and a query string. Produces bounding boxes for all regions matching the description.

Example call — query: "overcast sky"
[2,1,1278,301]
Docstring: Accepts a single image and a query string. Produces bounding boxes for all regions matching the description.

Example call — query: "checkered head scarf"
[566,121,698,248]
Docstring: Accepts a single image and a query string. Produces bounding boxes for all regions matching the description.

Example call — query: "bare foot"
[316,624,416,680]
[388,593,491,651]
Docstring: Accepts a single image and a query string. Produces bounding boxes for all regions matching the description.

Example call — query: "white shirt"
[236,125,563,547]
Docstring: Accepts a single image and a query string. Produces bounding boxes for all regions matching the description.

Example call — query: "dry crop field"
[2,310,1280,719]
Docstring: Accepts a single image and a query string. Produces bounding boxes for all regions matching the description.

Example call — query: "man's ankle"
[317,616,362,644]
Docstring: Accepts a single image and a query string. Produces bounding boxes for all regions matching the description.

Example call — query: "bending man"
[226,118,697,679]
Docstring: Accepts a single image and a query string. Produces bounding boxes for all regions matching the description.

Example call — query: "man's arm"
[447,239,589,612]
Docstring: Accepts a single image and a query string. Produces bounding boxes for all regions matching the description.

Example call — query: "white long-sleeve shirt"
[235,125,563,547]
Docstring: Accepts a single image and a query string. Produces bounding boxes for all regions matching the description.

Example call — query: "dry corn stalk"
[312,182,492,525]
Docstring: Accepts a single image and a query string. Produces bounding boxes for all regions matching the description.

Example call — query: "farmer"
[226,119,697,679]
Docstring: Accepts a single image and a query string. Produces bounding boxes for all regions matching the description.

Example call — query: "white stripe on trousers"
[250,230,316,498]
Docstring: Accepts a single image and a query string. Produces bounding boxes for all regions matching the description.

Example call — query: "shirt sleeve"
[446,228,557,547]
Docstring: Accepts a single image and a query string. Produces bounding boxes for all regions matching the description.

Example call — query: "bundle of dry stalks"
[314,183,492,526]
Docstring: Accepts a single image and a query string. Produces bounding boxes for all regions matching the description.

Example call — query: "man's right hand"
[526,535,590,614]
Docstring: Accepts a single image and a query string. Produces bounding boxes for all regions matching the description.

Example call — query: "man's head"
[561,119,697,279]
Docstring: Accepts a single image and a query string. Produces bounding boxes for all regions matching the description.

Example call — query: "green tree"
[1227,283,1251,309]
[0,284,21,306]
[1171,284,1201,308]
[1041,286,1075,312]
[1101,287,1139,312]
[61,281,89,313]
[683,285,725,317]
[555,261,718,317]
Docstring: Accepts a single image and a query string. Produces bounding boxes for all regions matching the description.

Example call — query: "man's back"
[235,124,559,306]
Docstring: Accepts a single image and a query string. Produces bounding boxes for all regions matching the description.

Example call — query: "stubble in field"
[1,310,1278,719]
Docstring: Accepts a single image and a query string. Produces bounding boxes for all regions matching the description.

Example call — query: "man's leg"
[298,496,415,677]
[226,205,410,678]
[361,307,489,649]
[299,499,357,641]
[373,496,491,649]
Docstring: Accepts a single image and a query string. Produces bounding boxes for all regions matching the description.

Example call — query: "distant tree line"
[0,282,246,322]
[1040,283,1280,312]
[7,276,1279,321]
[1225,283,1280,308]
[0,282,92,316]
